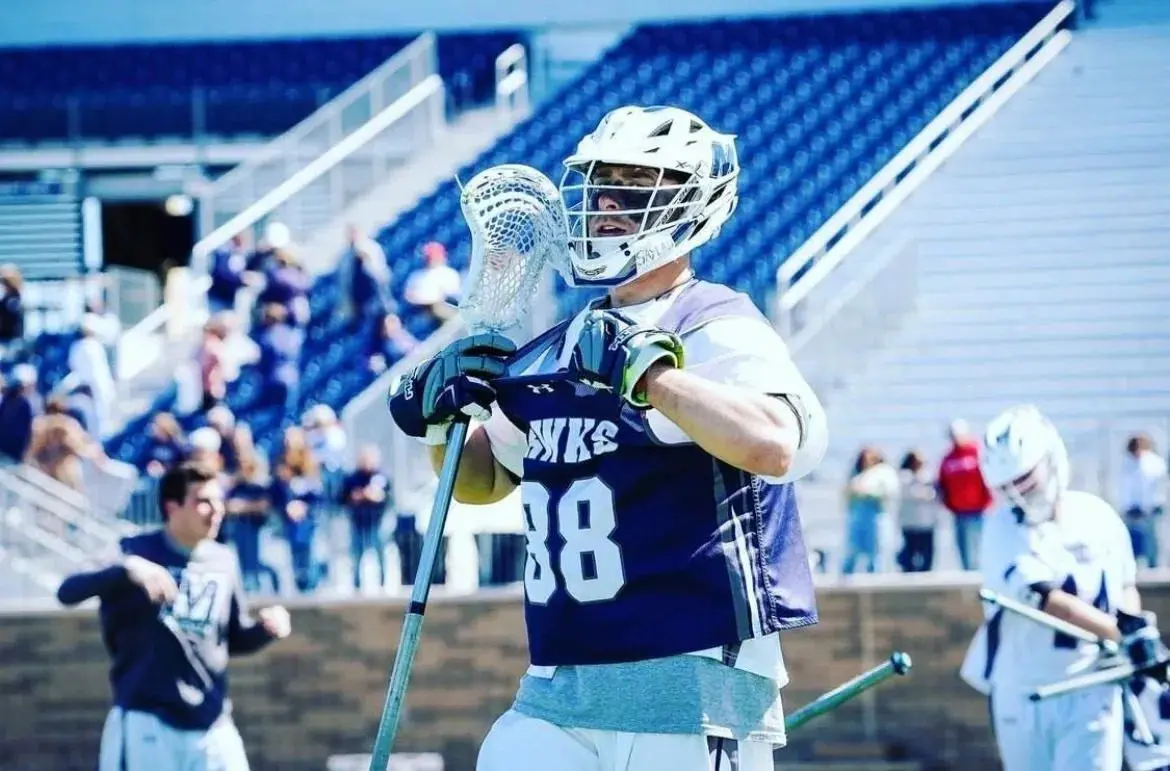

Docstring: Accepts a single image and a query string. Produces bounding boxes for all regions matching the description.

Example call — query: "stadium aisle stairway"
[102,2,1056,466]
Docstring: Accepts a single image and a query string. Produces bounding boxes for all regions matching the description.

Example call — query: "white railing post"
[496,44,530,119]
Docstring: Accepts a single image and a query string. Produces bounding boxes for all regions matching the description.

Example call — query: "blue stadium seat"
[103,2,1054,468]
[0,32,524,142]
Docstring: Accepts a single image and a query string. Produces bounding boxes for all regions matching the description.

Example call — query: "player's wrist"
[640,361,680,407]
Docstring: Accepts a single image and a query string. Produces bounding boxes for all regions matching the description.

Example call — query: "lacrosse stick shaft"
[785,652,912,732]
[368,420,469,771]
[980,588,1118,653]
[1031,661,1139,701]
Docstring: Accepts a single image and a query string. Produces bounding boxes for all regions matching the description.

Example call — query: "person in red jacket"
[937,419,993,570]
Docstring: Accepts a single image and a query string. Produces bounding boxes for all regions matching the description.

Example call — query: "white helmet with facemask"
[980,405,1071,525]
[557,105,740,288]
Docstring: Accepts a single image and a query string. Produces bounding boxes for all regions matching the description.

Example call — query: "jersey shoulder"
[673,280,768,333]
[1061,490,1123,535]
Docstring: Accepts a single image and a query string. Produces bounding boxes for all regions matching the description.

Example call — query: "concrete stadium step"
[918,248,1168,273]
[869,353,1170,382]
[914,297,1167,323]
[878,335,1170,363]
[917,179,1168,211]
[919,227,1170,257]
[828,391,1170,429]
[909,317,1170,341]
[859,372,1170,402]
[909,211,1170,241]
[957,128,1170,161]
[944,148,1170,177]
[916,261,1170,289]
[908,196,1170,224]
[933,165,1170,195]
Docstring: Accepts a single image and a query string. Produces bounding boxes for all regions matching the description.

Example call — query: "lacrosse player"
[57,461,291,771]
[388,105,827,771]
[959,404,1139,771]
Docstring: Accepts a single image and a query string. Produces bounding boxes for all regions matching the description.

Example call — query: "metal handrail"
[496,43,530,117]
[773,0,1076,313]
[0,466,131,543]
[196,32,437,238]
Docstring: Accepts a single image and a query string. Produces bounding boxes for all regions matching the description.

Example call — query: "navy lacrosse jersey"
[57,531,274,730]
[489,280,818,667]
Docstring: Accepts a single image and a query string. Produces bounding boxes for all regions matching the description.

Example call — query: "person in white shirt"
[403,241,462,329]
[68,314,117,438]
[896,450,938,572]
[960,404,1139,771]
[1117,434,1167,568]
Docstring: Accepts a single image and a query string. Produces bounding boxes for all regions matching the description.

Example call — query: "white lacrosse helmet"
[980,404,1071,525]
[558,105,740,287]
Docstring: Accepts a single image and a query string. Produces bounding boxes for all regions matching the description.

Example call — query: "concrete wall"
[0,0,1045,47]
[5,575,1163,771]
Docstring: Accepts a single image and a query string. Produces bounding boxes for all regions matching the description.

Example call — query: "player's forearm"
[427,426,516,505]
[643,364,798,478]
[57,565,130,606]
[228,623,276,655]
[1041,590,1122,642]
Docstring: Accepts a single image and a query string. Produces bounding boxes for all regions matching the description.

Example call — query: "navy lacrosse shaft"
[785,652,913,733]
[368,420,469,771]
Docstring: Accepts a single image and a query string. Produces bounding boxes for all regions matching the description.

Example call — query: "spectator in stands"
[403,241,461,334]
[0,264,25,363]
[83,297,122,374]
[937,418,992,571]
[368,311,418,374]
[26,396,106,492]
[56,374,98,438]
[339,223,392,320]
[198,318,230,413]
[144,412,188,478]
[256,244,311,328]
[1118,433,1168,568]
[206,406,239,474]
[68,315,116,438]
[303,404,347,515]
[208,232,262,315]
[841,446,900,575]
[0,364,39,465]
[255,303,304,417]
[188,426,230,544]
[896,450,938,573]
[272,426,325,593]
[226,423,279,594]
[343,444,391,592]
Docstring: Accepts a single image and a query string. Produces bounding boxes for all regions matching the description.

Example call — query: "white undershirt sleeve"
[643,316,827,484]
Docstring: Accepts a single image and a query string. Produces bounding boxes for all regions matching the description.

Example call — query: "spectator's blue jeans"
[351,518,387,590]
[842,510,889,575]
[1126,507,1162,568]
[954,514,984,571]
[285,516,325,593]
[232,516,279,594]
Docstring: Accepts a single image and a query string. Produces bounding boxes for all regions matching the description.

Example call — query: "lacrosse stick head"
[457,164,569,335]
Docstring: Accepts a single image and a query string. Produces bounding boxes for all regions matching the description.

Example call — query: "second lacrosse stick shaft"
[368,420,469,771]
[785,652,912,733]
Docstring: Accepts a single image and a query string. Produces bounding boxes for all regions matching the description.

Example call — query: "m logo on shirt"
[164,570,226,639]
[525,418,619,464]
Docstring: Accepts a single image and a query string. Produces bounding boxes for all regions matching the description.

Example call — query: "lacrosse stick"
[368,165,568,771]
[979,588,1166,731]
[785,652,912,732]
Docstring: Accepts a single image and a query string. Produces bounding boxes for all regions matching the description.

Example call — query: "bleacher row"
[0,31,522,142]
[10,1,1059,468]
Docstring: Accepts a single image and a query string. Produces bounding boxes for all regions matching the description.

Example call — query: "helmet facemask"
[560,161,704,286]
[998,452,1062,525]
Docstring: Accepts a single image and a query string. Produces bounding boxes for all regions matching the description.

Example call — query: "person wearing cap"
[937,418,993,571]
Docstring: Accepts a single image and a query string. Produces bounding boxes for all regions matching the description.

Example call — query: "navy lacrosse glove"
[387,332,517,444]
[568,309,684,409]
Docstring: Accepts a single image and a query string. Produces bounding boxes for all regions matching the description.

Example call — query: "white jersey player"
[960,404,1139,771]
